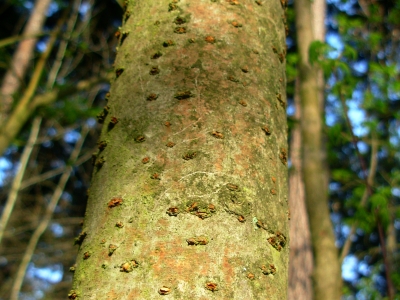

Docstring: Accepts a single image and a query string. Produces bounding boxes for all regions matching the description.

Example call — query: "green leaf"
[320,59,336,77]
[40,96,96,125]
[336,61,351,76]
[369,32,382,51]
[388,9,400,24]
[391,80,400,93]
[362,90,374,110]
[342,45,357,60]
[308,40,328,65]
[286,53,298,81]
[369,193,387,209]
[361,120,378,131]
[354,207,374,233]
[327,123,345,144]
[332,169,354,182]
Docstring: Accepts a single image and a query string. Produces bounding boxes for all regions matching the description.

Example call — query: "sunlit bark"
[71,0,289,298]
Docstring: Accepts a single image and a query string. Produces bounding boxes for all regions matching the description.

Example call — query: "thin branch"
[19,148,94,190]
[339,93,369,182]
[376,214,395,299]
[9,28,59,118]
[2,217,83,239]
[338,88,394,300]
[10,125,89,300]
[0,0,52,121]
[57,0,94,79]
[340,133,378,263]
[0,117,41,245]
[0,75,105,156]
[0,24,59,153]
[47,0,82,89]
[0,33,48,49]
[35,123,80,144]
[0,1,84,245]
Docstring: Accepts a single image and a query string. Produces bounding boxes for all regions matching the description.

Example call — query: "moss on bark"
[72,0,288,298]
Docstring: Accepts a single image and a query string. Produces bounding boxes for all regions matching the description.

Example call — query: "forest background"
[0,0,398,299]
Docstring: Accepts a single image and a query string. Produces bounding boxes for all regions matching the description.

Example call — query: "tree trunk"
[0,0,51,123]
[71,0,288,298]
[295,0,342,299]
[289,1,328,299]
[288,79,313,300]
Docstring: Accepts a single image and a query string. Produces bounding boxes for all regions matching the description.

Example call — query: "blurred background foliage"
[0,0,399,299]
[286,0,400,298]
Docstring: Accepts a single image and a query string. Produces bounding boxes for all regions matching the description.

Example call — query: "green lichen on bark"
[72,0,288,298]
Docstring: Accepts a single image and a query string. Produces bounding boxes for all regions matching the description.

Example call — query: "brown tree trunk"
[289,1,329,299]
[71,0,289,298]
[295,0,342,299]
[288,79,313,300]
[0,0,52,123]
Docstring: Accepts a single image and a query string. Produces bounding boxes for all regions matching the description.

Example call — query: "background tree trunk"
[288,79,313,300]
[295,0,342,299]
[0,0,51,123]
[289,1,329,299]
[71,0,289,298]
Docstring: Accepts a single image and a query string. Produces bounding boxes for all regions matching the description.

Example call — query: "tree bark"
[295,0,342,299]
[289,1,328,299]
[71,0,289,298]
[288,79,313,300]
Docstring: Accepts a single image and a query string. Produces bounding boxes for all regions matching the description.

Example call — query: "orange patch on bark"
[212,145,226,172]
[154,218,170,238]
[169,179,185,191]
[174,100,194,119]
[214,158,223,172]
[157,218,170,228]
[156,152,166,165]
[141,183,154,194]
[255,136,265,146]
[123,226,144,249]
[228,116,249,136]
[150,238,213,281]
[234,169,246,177]
[186,3,232,33]
[127,289,141,298]
[106,290,118,299]
[222,247,235,286]
[238,142,253,160]
[172,48,199,68]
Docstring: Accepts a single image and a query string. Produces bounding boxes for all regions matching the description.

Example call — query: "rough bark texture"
[71,0,288,299]
[295,0,342,299]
